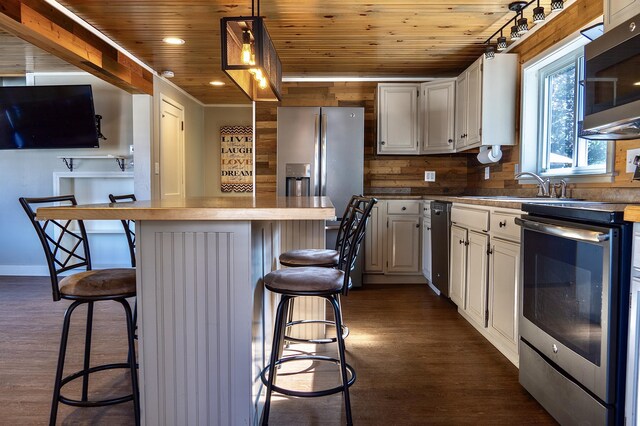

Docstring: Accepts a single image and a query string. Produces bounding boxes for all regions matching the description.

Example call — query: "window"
[521,34,614,182]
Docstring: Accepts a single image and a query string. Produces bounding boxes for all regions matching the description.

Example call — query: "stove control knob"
[552,343,558,353]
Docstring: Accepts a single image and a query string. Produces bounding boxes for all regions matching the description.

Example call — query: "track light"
[551,0,564,12]
[497,32,508,51]
[485,44,496,60]
[510,24,521,41]
[533,0,546,23]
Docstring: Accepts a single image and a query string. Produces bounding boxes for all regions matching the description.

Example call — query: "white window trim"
[519,19,614,184]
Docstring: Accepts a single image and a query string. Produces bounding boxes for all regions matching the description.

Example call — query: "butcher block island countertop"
[36,195,335,426]
[625,205,640,222]
[36,195,336,221]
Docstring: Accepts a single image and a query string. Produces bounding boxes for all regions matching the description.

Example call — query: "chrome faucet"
[514,172,551,197]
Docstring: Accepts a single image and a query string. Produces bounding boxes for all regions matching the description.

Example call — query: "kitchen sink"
[457,196,585,203]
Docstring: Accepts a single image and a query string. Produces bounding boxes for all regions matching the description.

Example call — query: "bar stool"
[261,196,376,425]
[279,195,359,344]
[108,194,136,268]
[19,195,140,426]
[109,193,138,335]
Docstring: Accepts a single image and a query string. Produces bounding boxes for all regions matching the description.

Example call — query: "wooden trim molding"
[0,0,153,94]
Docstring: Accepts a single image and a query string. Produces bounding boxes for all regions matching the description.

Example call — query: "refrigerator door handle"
[321,113,328,196]
[314,114,321,196]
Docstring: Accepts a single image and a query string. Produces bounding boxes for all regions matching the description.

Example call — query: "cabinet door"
[422,217,432,281]
[421,81,455,153]
[449,225,467,308]
[465,230,489,328]
[605,0,640,31]
[364,203,384,273]
[378,84,420,155]
[387,215,421,273]
[454,73,468,149]
[488,239,520,355]
[466,58,482,147]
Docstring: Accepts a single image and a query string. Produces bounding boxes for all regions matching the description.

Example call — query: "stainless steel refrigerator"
[277,106,365,286]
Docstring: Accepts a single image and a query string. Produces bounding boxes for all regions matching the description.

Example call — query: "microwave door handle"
[515,217,610,243]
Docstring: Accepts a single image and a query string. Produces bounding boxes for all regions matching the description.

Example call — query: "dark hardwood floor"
[0,277,556,425]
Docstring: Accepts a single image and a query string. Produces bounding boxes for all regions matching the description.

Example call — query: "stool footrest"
[58,362,135,408]
[285,319,349,344]
[260,355,356,398]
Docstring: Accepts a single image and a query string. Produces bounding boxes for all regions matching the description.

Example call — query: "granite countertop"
[36,196,336,221]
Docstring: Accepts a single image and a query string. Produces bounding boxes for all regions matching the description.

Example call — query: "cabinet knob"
[463,133,467,138]
[459,239,464,245]
[427,227,431,231]
[381,141,386,145]
[401,206,407,211]
[499,220,507,228]
[464,240,469,246]
[416,223,420,228]
[448,139,453,144]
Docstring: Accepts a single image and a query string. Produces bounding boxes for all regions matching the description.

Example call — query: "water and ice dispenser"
[285,163,311,197]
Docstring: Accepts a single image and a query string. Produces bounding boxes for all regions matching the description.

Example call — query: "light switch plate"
[424,171,436,182]
[626,148,640,173]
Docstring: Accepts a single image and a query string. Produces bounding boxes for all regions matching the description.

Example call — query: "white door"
[160,96,185,200]
[386,215,421,273]
[421,80,455,153]
[377,84,420,154]
[465,230,489,328]
[449,225,467,308]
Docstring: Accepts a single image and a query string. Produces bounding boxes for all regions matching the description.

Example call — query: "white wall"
[0,72,136,274]
[204,105,252,196]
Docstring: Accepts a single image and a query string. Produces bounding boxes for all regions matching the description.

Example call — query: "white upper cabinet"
[605,0,640,31]
[420,80,456,154]
[377,83,420,155]
[455,54,518,152]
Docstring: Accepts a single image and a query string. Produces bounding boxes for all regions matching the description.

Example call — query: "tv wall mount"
[95,114,107,141]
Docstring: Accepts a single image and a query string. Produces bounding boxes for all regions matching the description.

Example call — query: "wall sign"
[220,125,253,193]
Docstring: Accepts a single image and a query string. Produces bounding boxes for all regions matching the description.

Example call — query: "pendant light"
[496,29,508,51]
[484,43,496,60]
[551,0,564,12]
[220,0,282,101]
[532,0,546,23]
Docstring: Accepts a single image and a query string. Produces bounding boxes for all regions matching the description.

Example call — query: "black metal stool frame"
[282,195,361,344]
[261,196,376,426]
[19,195,140,426]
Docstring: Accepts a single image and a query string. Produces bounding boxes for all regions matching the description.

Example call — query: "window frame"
[520,30,615,184]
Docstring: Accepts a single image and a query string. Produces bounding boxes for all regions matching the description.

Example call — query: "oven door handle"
[515,217,610,243]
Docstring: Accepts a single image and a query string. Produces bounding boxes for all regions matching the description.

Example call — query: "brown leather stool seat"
[264,267,346,296]
[59,268,136,298]
[278,249,339,268]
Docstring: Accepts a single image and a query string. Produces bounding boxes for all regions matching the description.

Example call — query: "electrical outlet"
[424,171,436,182]
[626,148,640,173]
[514,163,520,174]
[484,167,490,180]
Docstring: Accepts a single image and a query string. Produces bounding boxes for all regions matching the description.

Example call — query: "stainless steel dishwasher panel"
[430,201,451,297]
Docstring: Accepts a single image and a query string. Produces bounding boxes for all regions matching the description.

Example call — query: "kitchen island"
[36,196,335,426]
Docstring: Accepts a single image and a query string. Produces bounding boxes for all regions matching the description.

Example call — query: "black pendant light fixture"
[496,29,508,51]
[532,0,546,23]
[551,0,564,12]
[484,42,496,60]
[220,0,282,101]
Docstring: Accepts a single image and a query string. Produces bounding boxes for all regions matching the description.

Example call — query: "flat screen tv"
[0,84,99,149]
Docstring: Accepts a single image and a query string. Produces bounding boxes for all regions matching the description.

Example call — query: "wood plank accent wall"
[255,82,468,195]
[0,0,153,95]
[467,0,640,197]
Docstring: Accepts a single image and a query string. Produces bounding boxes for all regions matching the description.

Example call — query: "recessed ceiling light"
[162,37,185,45]
[209,81,225,86]
[634,81,640,86]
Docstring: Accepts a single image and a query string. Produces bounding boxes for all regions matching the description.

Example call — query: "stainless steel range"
[516,201,633,425]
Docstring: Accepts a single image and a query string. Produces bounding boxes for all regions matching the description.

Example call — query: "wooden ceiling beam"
[0,0,153,94]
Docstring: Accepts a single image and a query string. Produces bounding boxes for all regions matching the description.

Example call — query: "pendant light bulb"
[241,30,252,65]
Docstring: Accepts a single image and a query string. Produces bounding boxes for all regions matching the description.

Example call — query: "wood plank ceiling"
[0,28,77,75]
[4,0,555,104]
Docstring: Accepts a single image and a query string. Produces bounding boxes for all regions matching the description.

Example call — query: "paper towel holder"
[477,145,503,164]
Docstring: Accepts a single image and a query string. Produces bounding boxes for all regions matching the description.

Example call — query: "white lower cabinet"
[487,238,520,363]
[364,199,423,279]
[421,205,432,282]
[450,204,521,366]
[450,225,467,308]
[465,230,489,328]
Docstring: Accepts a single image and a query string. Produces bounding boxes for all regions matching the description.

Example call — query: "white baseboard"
[0,263,132,276]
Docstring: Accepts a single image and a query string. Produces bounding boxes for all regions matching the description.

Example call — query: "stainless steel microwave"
[583,13,640,140]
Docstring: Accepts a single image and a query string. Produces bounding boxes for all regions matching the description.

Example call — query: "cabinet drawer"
[451,205,489,232]
[491,211,521,242]
[387,200,420,215]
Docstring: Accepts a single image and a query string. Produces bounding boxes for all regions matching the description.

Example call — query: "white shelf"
[57,155,129,171]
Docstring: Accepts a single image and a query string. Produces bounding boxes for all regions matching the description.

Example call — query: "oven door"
[517,216,617,403]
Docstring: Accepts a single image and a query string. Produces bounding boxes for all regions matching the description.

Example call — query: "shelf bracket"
[115,158,126,172]
[61,158,74,172]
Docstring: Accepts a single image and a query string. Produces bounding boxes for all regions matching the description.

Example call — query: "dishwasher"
[430,201,451,297]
